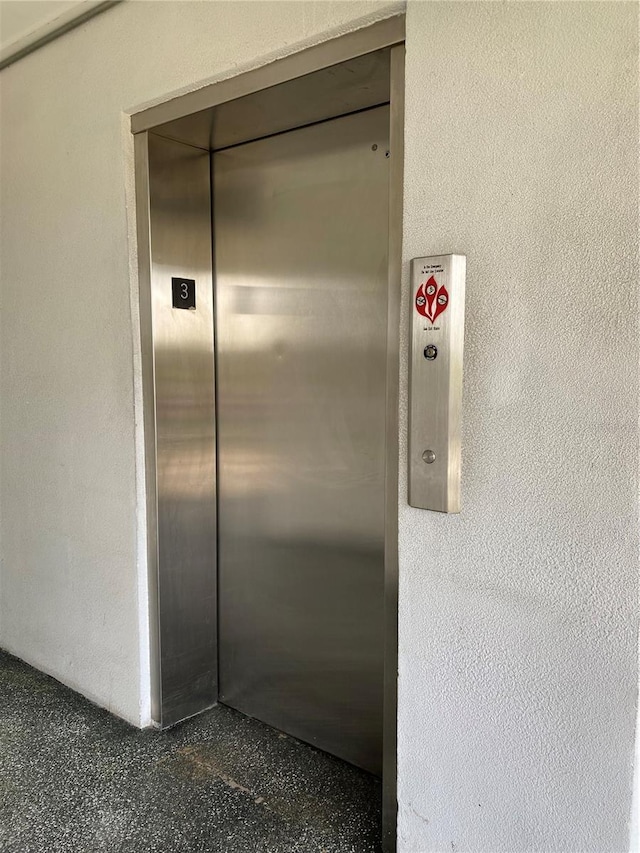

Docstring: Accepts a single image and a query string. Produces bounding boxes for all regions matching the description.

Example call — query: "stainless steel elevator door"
[214,106,389,775]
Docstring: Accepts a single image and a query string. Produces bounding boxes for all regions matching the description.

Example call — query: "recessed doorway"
[133,16,404,851]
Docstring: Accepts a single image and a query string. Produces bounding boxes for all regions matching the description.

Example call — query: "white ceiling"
[0,0,85,54]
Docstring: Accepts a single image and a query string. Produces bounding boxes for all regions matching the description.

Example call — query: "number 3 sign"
[172,277,196,310]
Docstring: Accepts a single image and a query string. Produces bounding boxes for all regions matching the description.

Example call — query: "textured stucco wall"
[0,0,402,726]
[632,698,640,853]
[398,3,639,852]
[0,1,638,851]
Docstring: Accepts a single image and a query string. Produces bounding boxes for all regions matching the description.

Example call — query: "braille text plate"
[409,254,466,512]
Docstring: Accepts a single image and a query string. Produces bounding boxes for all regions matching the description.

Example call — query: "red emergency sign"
[415,276,449,323]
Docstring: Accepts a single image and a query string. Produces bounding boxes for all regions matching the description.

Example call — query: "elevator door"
[214,106,389,775]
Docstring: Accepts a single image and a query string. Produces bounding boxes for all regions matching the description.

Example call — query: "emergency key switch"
[424,344,438,360]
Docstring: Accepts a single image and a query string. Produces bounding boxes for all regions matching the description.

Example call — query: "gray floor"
[0,650,382,852]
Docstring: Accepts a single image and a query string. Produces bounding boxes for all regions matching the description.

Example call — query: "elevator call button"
[172,277,196,310]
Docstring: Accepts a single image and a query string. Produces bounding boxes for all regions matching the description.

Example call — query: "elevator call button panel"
[409,254,466,513]
[172,277,196,310]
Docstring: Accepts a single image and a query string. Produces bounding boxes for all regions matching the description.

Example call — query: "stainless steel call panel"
[409,254,466,512]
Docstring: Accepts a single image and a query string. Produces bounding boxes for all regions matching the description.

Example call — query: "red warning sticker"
[415,276,449,323]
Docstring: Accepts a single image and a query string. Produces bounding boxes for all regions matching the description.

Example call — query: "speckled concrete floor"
[0,650,382,852]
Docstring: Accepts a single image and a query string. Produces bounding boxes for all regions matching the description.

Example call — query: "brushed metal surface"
[154,49,390,152]
[381,42,404,853]
[214,107,390,775]
[148,133,217,726]
[134,131,161,724]
[131,16,404,135]
[408,254,466,513]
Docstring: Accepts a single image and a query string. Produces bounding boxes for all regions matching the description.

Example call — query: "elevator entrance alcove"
[134,20,403,847]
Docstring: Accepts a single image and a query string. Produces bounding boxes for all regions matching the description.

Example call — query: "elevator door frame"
[132,16,404,852]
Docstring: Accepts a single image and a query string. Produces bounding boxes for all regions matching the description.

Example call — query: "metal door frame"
[132,16,404,851]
